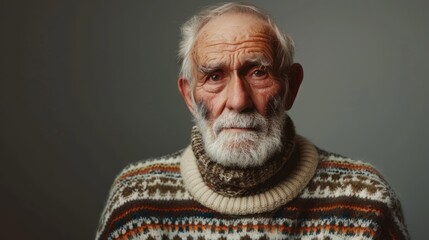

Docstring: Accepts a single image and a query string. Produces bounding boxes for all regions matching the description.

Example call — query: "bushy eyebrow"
[198,55,272,74]
[198,64,226,74]
[245,56,272,68]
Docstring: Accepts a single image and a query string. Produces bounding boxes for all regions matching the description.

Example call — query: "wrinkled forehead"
[193,13,275,65]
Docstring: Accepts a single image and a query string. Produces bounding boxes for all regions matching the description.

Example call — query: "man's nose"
[225,72,253,112]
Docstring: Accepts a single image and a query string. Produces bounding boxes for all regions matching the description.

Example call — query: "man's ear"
[284,63,304,110]
[178,77,195,115]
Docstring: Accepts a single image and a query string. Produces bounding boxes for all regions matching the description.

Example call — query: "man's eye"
[208,73,222,81]
[252,69,268,78]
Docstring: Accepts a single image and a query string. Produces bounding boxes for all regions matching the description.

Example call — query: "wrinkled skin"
[179,12,303,141]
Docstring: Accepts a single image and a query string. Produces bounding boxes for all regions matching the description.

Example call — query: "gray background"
[1,0,427,239]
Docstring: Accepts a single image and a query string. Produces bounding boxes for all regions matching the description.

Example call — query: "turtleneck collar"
[180,115,319,215]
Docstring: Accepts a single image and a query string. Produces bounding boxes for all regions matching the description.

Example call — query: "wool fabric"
[96,136,409,239]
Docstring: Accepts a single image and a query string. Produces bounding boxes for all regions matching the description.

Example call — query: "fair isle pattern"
[96,147,409,240]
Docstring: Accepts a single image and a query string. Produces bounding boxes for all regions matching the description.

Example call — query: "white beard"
[193,102,286,168]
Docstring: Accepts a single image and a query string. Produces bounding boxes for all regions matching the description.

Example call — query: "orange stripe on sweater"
[116,165,180,182]
[319,161,381,175]
[106,204,213,237]
[286,204,382,215]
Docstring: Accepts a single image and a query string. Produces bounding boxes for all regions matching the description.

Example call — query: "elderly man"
[96,3,408,240]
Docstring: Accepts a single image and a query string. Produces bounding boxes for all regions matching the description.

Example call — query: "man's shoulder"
[303,147,398,205]
[96,149,189,239]
[124,149,184,171]
[114,149,184,185]
[104,149,188,214]
[316,148,386,181]
[313,148,408,236]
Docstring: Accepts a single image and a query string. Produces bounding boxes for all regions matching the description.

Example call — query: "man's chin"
[208,145,273,168]
[221,141,257,151]
[216,128,259,139]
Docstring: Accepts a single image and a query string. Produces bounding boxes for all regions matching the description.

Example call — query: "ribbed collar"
[181,123,319,215]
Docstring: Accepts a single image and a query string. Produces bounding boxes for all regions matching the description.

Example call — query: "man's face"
[192,13,286,121]
[185,13,290,167]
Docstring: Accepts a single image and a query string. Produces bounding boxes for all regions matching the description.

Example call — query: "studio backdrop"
[1,1,427,239]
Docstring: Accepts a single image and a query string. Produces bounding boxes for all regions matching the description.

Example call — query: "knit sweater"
[96,136,409,240]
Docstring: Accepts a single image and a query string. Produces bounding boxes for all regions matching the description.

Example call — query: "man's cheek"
[195,100,212,120]
[264,94,283,117]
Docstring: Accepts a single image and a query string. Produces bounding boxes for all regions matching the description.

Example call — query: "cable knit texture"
[96,138,409,240]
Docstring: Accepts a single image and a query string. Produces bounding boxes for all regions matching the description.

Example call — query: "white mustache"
[213,112,266,135]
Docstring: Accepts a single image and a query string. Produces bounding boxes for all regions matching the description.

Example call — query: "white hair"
[178,2,295,84]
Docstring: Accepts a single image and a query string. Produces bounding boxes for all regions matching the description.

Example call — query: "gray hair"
[178,2,295,83]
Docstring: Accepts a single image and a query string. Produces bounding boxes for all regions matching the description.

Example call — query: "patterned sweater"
[96,137,408,240]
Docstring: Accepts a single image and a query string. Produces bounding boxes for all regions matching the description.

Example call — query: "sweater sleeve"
[95,164,133,240]
[316,150,410,240]
[95,151,186,240]
[378,189,410,240]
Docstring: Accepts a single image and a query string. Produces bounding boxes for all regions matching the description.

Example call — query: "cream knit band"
[181,133,319,215]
